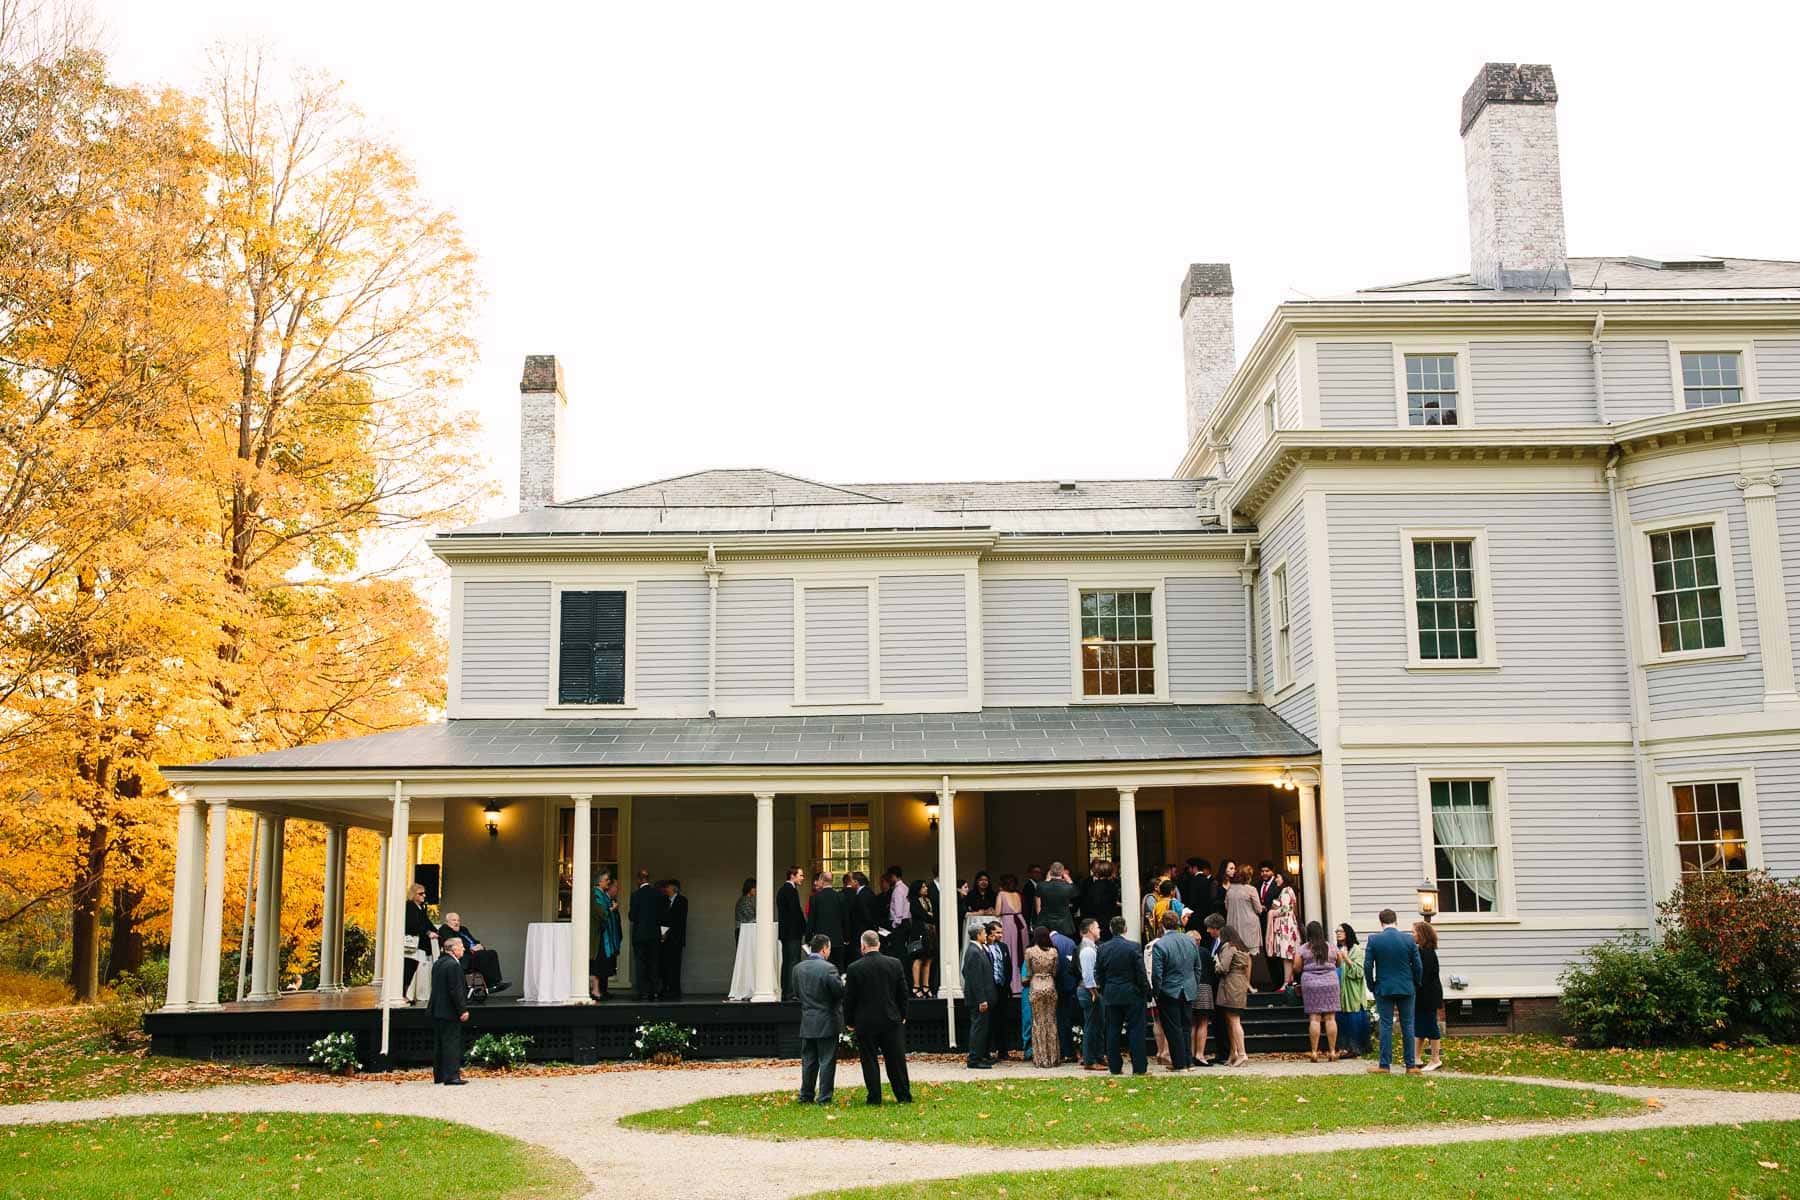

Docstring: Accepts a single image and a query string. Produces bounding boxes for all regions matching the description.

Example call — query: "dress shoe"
[1405,1067,1423,1075]
[967,1061,992,1070]
[446,1079,467,1086]
[486,981,511,995]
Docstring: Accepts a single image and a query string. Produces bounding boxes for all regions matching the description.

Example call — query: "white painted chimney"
[1461,63,1568,291]
[1180,263,1235,445]
[518,354,565,511]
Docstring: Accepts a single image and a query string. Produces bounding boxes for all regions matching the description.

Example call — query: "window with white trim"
[1263,389,1278,437]
[1271,564,1292,689]
[1411,538,1480,661]
[1672,780,1749,878]
[1404,353,1459,426]
[1429,779,1498,914]
[1079,589,1156,697]
[1680,351,1744,409]
[1648,524,1726,653]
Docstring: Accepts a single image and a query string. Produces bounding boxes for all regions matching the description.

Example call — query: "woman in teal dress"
[590,870,622,1000]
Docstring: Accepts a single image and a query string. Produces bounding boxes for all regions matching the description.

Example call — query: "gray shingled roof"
[173,706,1316,771]
[1359,256,1800,296]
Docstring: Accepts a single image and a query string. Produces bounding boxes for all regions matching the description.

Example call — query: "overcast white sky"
[97,1,1800,517]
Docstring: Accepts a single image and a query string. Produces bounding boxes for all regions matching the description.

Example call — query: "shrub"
[633,1021,697,1063]
[1558,933,1728,1049]
[308,1031,360,1075]
[466,1032,532,1070]
[87,976,154,1051]
[1660,870,1800,1040]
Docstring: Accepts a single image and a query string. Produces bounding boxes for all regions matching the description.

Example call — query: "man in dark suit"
[429,936,470,1084]
[805,871,849,972]
[853,872,886,942]
[777,866,807,1000]
[629,869,664,1001]
[1094,915,1150,1075]
[402,883,437,994]
[793,935,844,1104]
[658,879,688,999]
[1364,907,1424,1074]
[1082,862,1121,938]
[1019,864,1044,924]
[1179,858,1220,919]
[1034,862,1079,938]
[843,930,912,1104]
[983,919,1016,1060]
[959,923,996,1068]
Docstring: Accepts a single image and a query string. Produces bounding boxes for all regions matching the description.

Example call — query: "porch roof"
[172,705,1316,773]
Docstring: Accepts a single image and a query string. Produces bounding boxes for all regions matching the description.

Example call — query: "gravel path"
[2,1058,1796,1199]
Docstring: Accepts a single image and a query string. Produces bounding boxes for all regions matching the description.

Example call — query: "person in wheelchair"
[438,912,511,997]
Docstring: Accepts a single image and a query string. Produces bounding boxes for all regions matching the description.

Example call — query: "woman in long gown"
[995,875,1028,1000]
[726,878,758,1001]
[1265,874,1300,992]
[1023,928,1061,1067]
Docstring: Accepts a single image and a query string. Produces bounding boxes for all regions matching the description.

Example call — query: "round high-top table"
[521,921,576,1004]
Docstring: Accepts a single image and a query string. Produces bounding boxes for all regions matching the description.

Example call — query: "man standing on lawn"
[1364,907,1424,1074]
[1094,915,1150,1075]
[793,935,845,1104]
[429,935,469,1085]
[843,930,912,1104]
[960,922,997,1068]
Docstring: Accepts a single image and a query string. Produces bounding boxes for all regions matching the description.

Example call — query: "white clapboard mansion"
[154,62,1798,1039]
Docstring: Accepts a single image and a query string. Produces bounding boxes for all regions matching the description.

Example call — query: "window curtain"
[1432,805,1498,905]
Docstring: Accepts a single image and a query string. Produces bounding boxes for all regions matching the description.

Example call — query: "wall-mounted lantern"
[484,801,502,840]
[1417,879,1439,922]
[924,797,941,833]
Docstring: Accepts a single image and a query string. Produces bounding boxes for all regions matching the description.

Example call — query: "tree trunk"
[69,821,108,1002]
[105,881,145,982]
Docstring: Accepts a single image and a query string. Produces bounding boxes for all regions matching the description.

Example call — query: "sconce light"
[924,797,941,833]
[484,801,501,840]
[1417,879,1439,922]
[1284,852,1301,877]
[1276,768,1297,791]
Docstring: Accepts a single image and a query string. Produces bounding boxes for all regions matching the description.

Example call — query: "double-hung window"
[1671,780,1750,878]
[1649,524,1726,653]
[1401,530,1497,668]
[1680,351,1744,409]
[1079,589,1157,697]
[557,590,627,704]
[1428,778,1500,915]
[1271,564,1293,689]
[1404,353,1460,426]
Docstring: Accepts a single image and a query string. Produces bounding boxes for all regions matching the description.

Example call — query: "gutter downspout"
[704,543,722,717]
[1605,448,1658,928]
[1590,311,1609,424]
[1240,543,1258,693]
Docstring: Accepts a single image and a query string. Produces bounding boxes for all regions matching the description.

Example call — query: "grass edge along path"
[0,1112,583,1200]
[621,1072,1637,1147]
[1443,1034,1800,1093]
[806,1120,1800,1200]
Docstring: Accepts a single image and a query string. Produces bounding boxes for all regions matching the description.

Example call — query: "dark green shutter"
[558,591,626,704]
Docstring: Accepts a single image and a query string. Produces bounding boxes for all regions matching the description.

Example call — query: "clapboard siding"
[1469,340,1596,425]
[1600,339,1673,422]
[1328,491,1631,722]
[1225,394,1268,481]
[1273,683,1317,742]
[1258,502,1312,687]
[634,579,708,703]
[1318,342,1396,428]
[459,580,551,703]
[1627,475,1764,720]
[1342,760,1645,919]
[803,586,872,700]
[1433,927,1637,986]
[879,574,967,698]
[717,578,794,702]
[1275,351,1301,429]
[1782,470,1800,692]
[1755,338,1800,400]
[1166,575,1247,697]
[982,579,1071,704]
[1656,748,1800,878]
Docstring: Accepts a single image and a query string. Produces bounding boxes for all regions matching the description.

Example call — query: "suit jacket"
[404,900,437,949]
[1363,926,1424,998]
[792,954,845,1038]
[1179,872,1219,917]
[854,885,886,937]
[1049,929,1079,996]
[1094,935,1149,1006]
[989,941,1015,994]
[960,942,998,1006]
[1256,876,1281,912]
[428,952,467,1020]
[663,893,688,948]
[629,883,664,944]
[805,886,849,948]
[843,951,908,1030]
[1034,879,1079,937]
[439,924,480,955]
[1151,930,1203,1001]
[1082,877,1121,929]
[777,882,806,940]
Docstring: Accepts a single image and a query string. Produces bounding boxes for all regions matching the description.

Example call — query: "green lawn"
[621,1072,1636,1146]
[0,1008,297,1105]
[0,1114,582,1200]
[810,1120,1798,1199]
[1448,1035,1800,1093]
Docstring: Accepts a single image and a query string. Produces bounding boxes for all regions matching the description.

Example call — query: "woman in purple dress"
[1293,920,1342,1062]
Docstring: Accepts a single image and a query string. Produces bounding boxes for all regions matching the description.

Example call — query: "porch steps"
[1239,990,1313,1054]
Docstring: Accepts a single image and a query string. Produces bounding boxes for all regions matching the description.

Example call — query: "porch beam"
[1118,786,1141,943]
[162,793,204,1010]
[935,777,960,998]
[380,784,410,1008]
[569,795,594,1004]
[319,823,346,991]
[752,792,776,1002]
[372,832,390,991]
[194,799,229,1010]
[1297,782,1322,931]
[248,815,283,1001]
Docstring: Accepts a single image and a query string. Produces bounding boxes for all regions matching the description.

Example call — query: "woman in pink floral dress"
[1264,873,1300,992]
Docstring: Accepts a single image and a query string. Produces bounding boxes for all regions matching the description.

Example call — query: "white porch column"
[372,832,391,990]
[1298,781,1323,930]
[194,799,229,1010]
[753,792,777,1001]
[248,814,281,1001]
[1118,786,1141,943]
[935,778,961,998]
[569,795,594,1004]
[319,824,346,991]
[163,792,204,1010]
[381,785,411,1008]
[234,816,259,1001]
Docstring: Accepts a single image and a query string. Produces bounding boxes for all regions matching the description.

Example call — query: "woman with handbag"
[908,878,937,997]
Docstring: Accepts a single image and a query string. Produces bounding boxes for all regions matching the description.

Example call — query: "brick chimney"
[1180,263,1235,445]
[518,354,565,511]
[1461,63,1568,291]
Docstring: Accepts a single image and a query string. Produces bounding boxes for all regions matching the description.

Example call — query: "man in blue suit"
[1363,908,1423,1073]
[1093,915,1150,1075]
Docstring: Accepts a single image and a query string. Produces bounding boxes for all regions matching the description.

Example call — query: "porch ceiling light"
[1417,879,1439,922]
[1276,768,1296,791]
[484,801,501,840]
[923,797,940,832]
